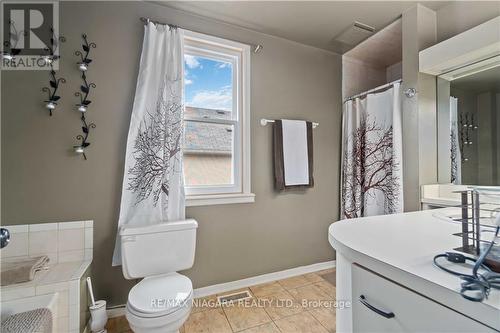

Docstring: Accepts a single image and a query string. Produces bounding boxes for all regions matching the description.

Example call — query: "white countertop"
[329,208,500,330]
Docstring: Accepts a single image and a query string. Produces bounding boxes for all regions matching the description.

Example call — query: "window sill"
[186,193,255,207]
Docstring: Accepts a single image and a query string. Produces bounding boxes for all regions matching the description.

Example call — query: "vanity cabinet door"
[351,264,494,333]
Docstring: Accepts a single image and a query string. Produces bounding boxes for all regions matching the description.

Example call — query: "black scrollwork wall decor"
[43,27,65,65]
[74,116,96,160]
[75,34,96,72]
[42,71,66,116]
[75,73,95,113]
[459,112,478,163]
[41,27,66,116]
[73,34,97,160]
[2,20,24,60]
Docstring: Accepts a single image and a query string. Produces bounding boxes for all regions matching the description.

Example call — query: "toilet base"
[125,302,191,333]
[128,326,180,333]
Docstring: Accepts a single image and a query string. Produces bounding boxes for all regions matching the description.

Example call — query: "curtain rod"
[260,119,319,128]
[344,79,402,103]
[139,17,263,54]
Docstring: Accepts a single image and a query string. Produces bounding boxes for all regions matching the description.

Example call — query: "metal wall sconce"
[75,73,95,113]
[74,117,96,160]
[2,20,23,60]
[73,34,97,160]
[75,34,95,72]
[43,28,65,65]
[42,71,66,116]
[459,112,478,163]
[41,27,66,116]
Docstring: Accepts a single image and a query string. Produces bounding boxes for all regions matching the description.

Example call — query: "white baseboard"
[106,260,335,318]
[193,260,336,298]
[107,306,127,318]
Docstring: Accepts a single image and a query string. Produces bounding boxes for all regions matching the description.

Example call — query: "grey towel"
[273,120,314,191]
[1,256,49,286]
[1,308,52,333]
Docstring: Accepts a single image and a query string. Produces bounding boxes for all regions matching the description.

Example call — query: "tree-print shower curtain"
[450,96,461,184]
[341,82,403,219]
[112,22,185,266]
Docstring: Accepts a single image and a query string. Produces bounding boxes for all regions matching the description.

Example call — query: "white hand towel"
[282,120,309,186]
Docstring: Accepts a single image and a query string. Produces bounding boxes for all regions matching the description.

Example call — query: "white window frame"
[183,30,254,207]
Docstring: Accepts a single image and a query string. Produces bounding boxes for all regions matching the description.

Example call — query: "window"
[183,31,253,206]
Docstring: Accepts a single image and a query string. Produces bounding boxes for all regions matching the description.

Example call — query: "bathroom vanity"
[328,209,500,332]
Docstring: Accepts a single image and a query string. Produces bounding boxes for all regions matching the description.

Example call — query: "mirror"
[437,57,500,186]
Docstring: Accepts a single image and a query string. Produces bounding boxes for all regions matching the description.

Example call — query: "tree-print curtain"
[341,83,403,219]
[113,22,185,266]
[450,96,461,184]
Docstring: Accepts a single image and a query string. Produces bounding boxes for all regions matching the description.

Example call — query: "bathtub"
[1,293,58,332]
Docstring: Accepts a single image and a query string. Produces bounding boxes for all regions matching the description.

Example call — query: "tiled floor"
[106,269,336,333]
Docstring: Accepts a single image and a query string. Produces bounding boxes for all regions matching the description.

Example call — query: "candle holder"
[74,73,96,113]
[1,20,23,60]
[41,27,65,116]
[73,116,96,160]
[75,34,96,72]
[42,71,66,116]
[73,33,97,160]
[459,112,478,163]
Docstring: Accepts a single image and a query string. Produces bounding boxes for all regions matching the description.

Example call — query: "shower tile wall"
[0,221,93,333]
[1,221,93,263]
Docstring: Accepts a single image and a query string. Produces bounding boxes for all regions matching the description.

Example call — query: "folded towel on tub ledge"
[273,119,314,191]
[1,255,49,286]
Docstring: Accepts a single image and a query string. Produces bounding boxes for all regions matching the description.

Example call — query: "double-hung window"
[183,31,253,206]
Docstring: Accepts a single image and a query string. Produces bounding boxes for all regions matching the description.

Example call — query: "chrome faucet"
[0,228,10,249]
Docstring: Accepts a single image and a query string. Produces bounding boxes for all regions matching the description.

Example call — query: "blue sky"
[184,55,233,111]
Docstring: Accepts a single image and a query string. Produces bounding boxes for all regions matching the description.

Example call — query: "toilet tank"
[120,219,198,279]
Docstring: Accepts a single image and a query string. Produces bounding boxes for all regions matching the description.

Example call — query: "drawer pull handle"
[359,295,395,319]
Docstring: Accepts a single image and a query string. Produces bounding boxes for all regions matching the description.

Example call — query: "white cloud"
[185,79,193,85]
[217,62,230,69]
[187,88,232,111]
[184,55,201,69]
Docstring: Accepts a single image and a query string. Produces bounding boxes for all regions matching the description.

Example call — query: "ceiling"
[345,18,402,67]
[163,1,451,53]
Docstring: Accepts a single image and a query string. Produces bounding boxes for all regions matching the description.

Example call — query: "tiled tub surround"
[0,221,93,333]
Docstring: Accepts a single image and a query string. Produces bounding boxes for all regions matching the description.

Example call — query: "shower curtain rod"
[343,79,402,103]
[139,17,263,53]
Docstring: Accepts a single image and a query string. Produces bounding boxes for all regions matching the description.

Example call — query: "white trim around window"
[183,30,254,207]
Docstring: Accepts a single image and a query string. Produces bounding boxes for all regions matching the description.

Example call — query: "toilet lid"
[128,273,193,317]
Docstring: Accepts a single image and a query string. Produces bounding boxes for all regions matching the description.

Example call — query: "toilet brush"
[87,277,96,307]
[87,277,108,333]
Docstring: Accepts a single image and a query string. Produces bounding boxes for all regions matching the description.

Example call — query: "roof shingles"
[183,106,232,154]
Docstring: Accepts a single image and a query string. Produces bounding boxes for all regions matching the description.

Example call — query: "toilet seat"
[127,273,193,318]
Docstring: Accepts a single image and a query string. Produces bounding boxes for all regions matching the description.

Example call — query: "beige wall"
[184,154,232,186]
[1,1,341,306]
[477,92,498,185]
[342,57,387,99]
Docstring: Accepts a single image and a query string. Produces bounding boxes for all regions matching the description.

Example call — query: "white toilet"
[120,219,198,333]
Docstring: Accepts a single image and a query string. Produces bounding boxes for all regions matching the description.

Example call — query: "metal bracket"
[404,88,417,98]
